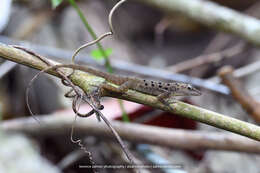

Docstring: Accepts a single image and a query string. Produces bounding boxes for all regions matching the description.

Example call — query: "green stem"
[119,100,130,122]
[67,0,129,120]
[67,0,113,72]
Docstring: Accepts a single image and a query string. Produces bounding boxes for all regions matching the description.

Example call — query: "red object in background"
[115,99,204,161]
[116,105,197,129]
[116,99,197,130]
[143,110,197,129]
[57,98,204,160]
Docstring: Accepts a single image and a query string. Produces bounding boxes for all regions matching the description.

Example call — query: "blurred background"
[1,0,260,173]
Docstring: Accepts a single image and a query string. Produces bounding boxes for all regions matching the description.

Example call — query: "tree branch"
[218,66,260,122]
[133,0,260,46]
[1,43,260,142]
[1,115,260,153]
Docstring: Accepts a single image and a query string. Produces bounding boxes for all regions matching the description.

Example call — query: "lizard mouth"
[191,89,202,96]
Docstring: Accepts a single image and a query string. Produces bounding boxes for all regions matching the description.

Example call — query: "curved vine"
[71,0,127,63]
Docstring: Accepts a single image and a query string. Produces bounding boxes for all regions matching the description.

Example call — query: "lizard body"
[8,45,202,101]
[54,64,202,101]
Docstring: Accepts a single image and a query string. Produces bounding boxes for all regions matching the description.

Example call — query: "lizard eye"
[187,85,192,90]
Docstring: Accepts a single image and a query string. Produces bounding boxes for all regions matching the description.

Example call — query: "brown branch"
[134,0,260,46]
[218,66,260,122]
[1,115,260,153]
[203,1,260,54]
[164,2,260,73]
[167,43,245,73]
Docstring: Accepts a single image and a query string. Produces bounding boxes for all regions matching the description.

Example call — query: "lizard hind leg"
[100,80,133,94]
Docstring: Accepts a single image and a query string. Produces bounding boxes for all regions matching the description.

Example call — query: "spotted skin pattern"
[52,64,202,103]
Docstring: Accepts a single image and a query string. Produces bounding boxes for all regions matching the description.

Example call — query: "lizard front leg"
[70,80,130,118]
[157,92,177,110]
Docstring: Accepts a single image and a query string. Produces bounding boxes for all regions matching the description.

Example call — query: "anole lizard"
[11,45,201,105]
[52,64,202,104]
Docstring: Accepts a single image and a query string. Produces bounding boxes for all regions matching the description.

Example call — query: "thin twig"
[68,0,126,72]
[167,42,246,73]
[70,0,127,68]
[2,115,260,153]
[70,104,97,171]
[218,66,260,122]
[209,60,260,83]
[97,110,136,165]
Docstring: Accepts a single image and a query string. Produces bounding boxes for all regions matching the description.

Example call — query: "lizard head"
[174,83,202,96]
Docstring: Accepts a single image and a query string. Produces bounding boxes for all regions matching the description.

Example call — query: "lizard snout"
[191,88,202,96]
